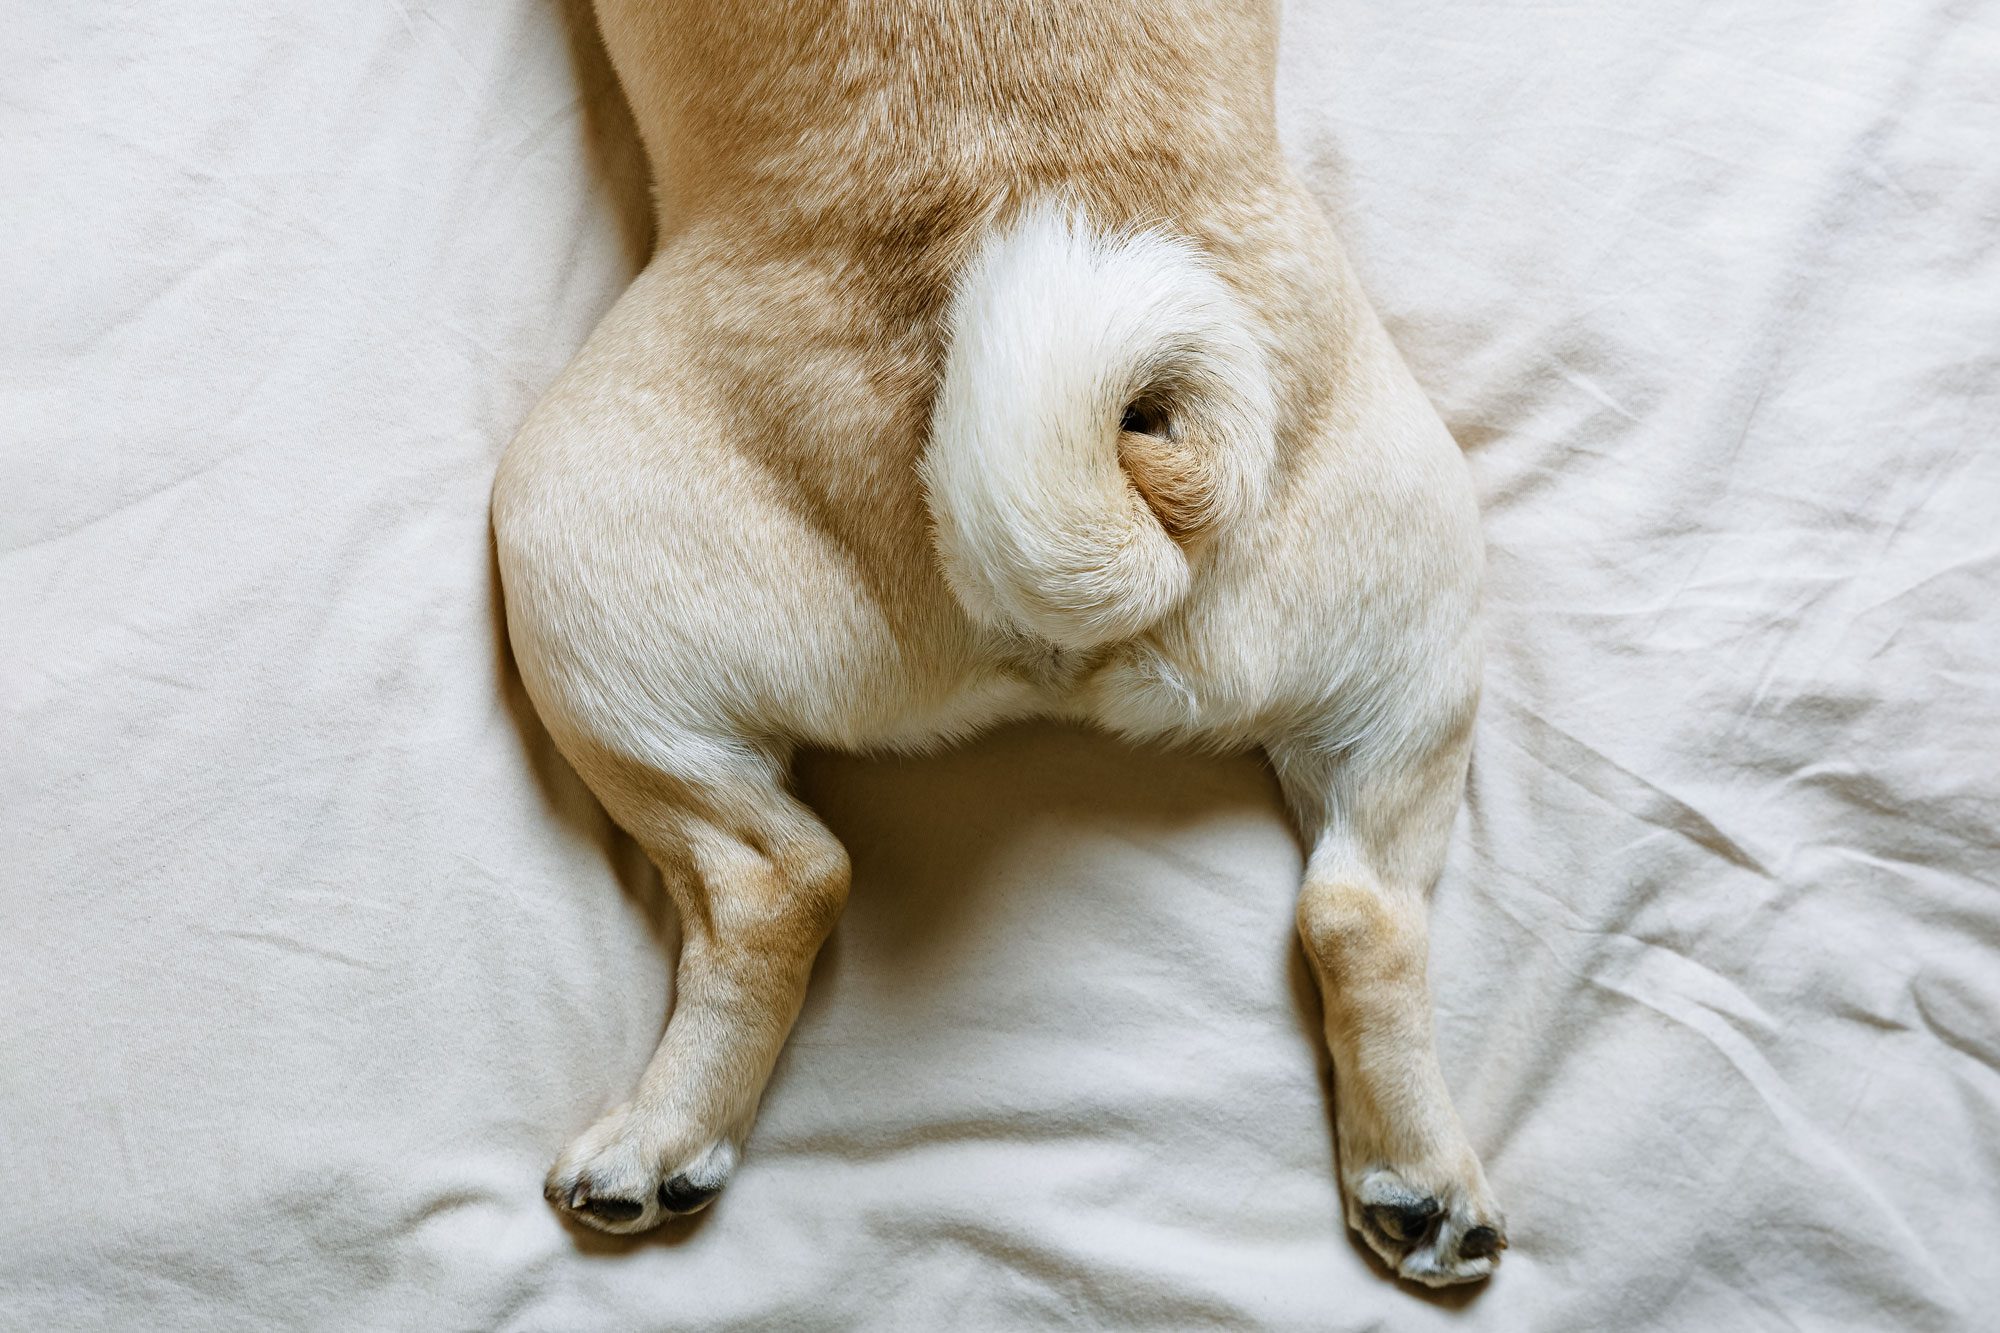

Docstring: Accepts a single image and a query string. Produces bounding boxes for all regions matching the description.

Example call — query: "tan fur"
[493,0,1505,1286]
[1122,420,1221,540]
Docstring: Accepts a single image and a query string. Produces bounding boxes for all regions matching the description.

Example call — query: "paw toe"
[1363,1196,1442,1245]
[573,1191,645,1224]
[1459,1224,1504,1262]
[658,1175,722,1214]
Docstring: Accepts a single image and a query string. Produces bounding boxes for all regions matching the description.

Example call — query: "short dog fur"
[493,0,1505,1286]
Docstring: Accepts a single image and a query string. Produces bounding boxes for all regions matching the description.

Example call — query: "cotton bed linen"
[4,2,1998,1329]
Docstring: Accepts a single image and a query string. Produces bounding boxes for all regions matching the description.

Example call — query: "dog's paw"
[1348,1164,1506,1287]
[544,1104,737,1235]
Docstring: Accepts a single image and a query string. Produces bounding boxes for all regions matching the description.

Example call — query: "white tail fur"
[922,206,1276,651]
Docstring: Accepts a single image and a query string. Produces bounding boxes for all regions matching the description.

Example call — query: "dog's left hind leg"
[542,738,849,1234]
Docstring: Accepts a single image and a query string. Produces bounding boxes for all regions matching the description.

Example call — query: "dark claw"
[577,1194,644,1223]
[1459,1225,1504,1260]
[1365,1196,1442,1245]
[659,1175,722,1214]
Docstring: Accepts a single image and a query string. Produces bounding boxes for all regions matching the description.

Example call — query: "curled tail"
[922,205,1276,651]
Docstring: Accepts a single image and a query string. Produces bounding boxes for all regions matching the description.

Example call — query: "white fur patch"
[922,204,1275,651]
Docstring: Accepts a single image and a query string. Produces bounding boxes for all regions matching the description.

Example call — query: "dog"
[493,0,1505,1287]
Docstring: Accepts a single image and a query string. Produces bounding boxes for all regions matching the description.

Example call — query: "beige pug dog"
[494,0,1505,1287]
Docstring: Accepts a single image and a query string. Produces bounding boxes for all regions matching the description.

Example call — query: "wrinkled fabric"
[3,1,1996,1328]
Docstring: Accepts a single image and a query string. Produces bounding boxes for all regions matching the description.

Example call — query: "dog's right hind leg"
[1272,722,1507,1286]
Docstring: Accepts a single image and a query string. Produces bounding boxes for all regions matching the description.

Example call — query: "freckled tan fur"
[493,0,1507,1286]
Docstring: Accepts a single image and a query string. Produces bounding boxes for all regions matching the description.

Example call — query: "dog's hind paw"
[1349,1165,1507,1287]
[543,1103,737,1235]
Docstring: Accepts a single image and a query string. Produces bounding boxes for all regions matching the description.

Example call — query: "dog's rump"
[921,206,1277,651]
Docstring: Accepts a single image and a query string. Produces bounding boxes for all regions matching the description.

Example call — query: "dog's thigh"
[495,256,1020,757]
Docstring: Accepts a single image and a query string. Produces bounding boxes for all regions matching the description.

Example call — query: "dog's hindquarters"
[922,206,1276,652]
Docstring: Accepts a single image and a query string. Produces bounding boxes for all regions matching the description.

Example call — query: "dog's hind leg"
[491,250,951,1234]
[1272,714,1507,1286]
[540,738,848,1233]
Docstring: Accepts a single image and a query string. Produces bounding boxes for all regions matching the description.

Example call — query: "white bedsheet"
[5,2,1997,1328]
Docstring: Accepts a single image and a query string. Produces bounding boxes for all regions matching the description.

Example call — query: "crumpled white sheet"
[4,1,1996,1328]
